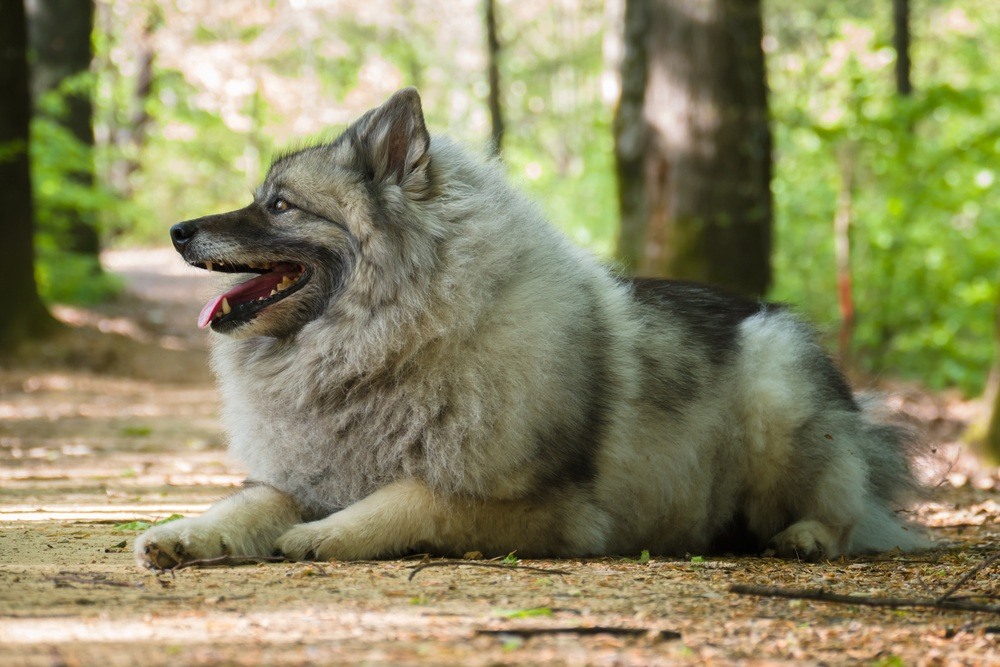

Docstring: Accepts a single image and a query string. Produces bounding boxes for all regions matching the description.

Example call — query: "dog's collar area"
[196,262,311,330]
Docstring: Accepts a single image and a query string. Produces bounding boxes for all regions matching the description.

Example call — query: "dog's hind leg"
[761,419,870,561]
[134,482,302,570]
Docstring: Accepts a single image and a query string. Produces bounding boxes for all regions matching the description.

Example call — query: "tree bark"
[834,145,855,367]
[484,0,504,157]
[26,0,101,258]
[613,0,650,273]
[893,0,912,96]
[0,0,58,348]
[983,293,1000,462]
[99,3,158,199]
[614,0,773,299]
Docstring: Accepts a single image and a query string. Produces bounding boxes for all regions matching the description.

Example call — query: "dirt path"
[2,249,999,665]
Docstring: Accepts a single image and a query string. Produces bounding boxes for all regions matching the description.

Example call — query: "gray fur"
[135,88,929,569]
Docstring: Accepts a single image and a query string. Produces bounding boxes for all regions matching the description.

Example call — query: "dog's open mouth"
[194,260,311,331]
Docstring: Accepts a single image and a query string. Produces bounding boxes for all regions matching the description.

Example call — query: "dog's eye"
[271,197,292,213]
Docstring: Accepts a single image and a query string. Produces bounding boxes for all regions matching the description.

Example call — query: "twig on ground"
[936,551,1000,603]
[407,560,569,581]
[476,626,680,640]
[50,572,141,589]
[138,593,254,602]
[730,584,1000,615]
[164,554,288,572]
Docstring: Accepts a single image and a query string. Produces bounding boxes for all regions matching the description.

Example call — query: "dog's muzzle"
[170,221,197,252]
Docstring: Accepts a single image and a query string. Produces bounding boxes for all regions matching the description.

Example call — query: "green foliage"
[768,0,1000,393]
[34,247,121,305]
[56,1,996,394]
[121,67,268,242]
[621,549,651,564]
[498,2,617,255]
[113,513,184,531]
[496,606,554,619]
[501,551,520,565]
[30,75,126,304]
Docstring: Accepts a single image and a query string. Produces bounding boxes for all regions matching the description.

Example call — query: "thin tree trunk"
[982,291,1000,462]
[26,0,101,258]
[615,0,773,299]
[99,2,157,200]
[834,145,855,368]
[484,0,504,157]
[124,10,156,186]
[0,0,58,348]
[613,0,651,274]
[893,0,912,96]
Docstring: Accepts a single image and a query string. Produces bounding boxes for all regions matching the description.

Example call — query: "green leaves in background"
[31,0,1000,393]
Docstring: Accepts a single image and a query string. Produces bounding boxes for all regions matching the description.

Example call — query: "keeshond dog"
[135,88,928,570]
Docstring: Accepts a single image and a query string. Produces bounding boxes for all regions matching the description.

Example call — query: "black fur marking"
[637,350,702,417]
[804,345,858,410]
[532,284,613,487]
[627,278,770,365]
[628,278,858,410]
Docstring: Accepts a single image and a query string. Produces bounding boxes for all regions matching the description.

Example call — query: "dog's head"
[170,87,440,339]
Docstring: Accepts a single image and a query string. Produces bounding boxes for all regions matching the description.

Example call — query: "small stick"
[730,584,1000,615]
[408,560,569,581]
[936,551,1000,603]
[139,593,253,602]
[165,554,288,572]
[476,626,681,640]
[50,573,138,589]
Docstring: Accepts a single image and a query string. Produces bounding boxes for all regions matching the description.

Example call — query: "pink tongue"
[198,294,226,329]
[198,270,294,329]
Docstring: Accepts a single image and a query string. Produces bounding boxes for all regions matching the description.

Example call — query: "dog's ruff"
[136,88,928,569]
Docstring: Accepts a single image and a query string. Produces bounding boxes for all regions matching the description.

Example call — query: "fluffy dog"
[135,88,927,569]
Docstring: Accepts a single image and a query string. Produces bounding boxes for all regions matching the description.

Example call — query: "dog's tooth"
[270,289,277,297]
[221,298,231,315]
[205,261,213,271]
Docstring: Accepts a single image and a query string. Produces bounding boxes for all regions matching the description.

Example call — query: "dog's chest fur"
[212,339,430,516]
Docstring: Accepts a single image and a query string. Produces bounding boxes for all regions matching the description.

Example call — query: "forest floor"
[1,249,998,666]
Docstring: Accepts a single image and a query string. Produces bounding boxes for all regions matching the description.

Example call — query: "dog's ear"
[353,88,431,191]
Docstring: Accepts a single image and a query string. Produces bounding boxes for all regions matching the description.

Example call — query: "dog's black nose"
[169,221,197,251]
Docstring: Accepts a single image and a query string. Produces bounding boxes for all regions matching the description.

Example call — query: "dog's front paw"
[769,519,839,562]
[134,518,231,570]
[275,520,371,562]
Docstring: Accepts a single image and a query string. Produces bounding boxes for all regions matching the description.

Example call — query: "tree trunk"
[26,0,101,258]
[893,0,912,96]
[613,0,650,273]
[834,145,855,368]
[99,3,157,199]
[0,0,58,348]
[615,0,773,299]
[484,0,504,157]
[982,291,1000,462]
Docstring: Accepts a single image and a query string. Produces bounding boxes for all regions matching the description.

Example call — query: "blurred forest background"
[2,0,999,451]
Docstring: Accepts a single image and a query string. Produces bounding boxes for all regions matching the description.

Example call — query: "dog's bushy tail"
[850,393,933,553]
